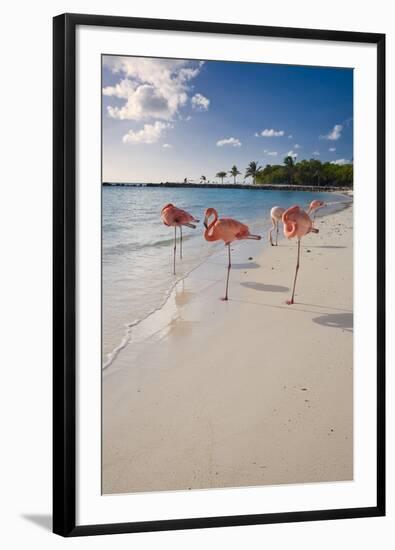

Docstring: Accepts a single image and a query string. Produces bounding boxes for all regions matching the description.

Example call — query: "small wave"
[314,197,353,218]
[103,234,195,257]
[102,252,213,370]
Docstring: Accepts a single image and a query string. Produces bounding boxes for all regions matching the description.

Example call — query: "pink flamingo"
[161,203,199,274]
[269,206,286,246]
[307,199,325,222]
[203,207,261,301]
[282,205,319,305]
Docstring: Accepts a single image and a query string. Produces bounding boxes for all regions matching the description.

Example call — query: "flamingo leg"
[180,226,183,259]
[287,237,301,305]
[276,221,279,246]
[222,243,231,301]
[269,217,275,246]
[173,226,177,275]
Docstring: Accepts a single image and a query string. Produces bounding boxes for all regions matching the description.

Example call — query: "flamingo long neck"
[204,210,218,241]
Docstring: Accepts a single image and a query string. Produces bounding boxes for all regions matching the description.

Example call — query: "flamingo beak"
[203,218,208,229]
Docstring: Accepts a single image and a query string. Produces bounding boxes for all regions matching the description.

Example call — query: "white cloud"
[103,78,137,99]
[162,143,172,148]
[122,121,172,144]
[216,137,242,147]
[287,150,298,158]
[257,128,285,137]
[331,158,350,165]
[288,134,293,139]
[329,147,336,152]
[312,151,320,156]
[264,151,278,156]
[320,124,343,141]
[185,115,192,121]
[191,93,210,111]
[294,144,301,149]
[103,56,203,121]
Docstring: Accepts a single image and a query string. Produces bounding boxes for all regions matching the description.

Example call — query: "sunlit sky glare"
[102,55,353,183]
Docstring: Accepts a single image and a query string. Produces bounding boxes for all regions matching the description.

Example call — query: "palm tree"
[216,171,227,184]
[283,156,295,184]
[229,165,241,184]
[283,155,295,167]
[245,161,261,185]
[200,175,207,183]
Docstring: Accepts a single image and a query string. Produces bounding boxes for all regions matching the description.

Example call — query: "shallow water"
[102,186,350,367]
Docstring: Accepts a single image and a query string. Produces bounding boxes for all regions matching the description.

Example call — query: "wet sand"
[102,205,353,494]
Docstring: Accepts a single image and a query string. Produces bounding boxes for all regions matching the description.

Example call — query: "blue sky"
[102,56,353,183]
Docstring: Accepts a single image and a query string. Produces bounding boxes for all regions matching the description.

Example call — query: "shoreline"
[102,193,351,370]
[103,182,353,193]
[103,204,353,495]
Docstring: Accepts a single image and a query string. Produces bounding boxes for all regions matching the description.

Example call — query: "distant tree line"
[256,156,353,187]
[213,156,353,187]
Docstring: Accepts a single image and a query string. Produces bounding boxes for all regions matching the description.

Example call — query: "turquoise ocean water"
[102,186,350,367]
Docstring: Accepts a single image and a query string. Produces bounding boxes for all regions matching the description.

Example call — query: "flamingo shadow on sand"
[231,262,260,269]
[297,302,351,313]
[306,245,346,249]
[312,312,353,332]
[241,282,288,293]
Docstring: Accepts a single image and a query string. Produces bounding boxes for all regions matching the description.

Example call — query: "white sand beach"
[102,204,353,495]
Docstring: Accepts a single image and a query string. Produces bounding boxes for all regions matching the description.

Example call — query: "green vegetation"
[216,171,227,184]
[245,161,261,185]
[283,155,296,185]
[255,157,353,187]
[229,165,241,184]
[214,157,352,188]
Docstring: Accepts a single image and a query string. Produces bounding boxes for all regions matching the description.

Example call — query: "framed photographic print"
[53,13,385,537]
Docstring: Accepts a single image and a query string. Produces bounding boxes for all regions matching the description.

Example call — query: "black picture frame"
[53,13,386,537]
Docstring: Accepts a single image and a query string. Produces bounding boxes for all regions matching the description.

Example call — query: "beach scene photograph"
[101,54,353,495]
